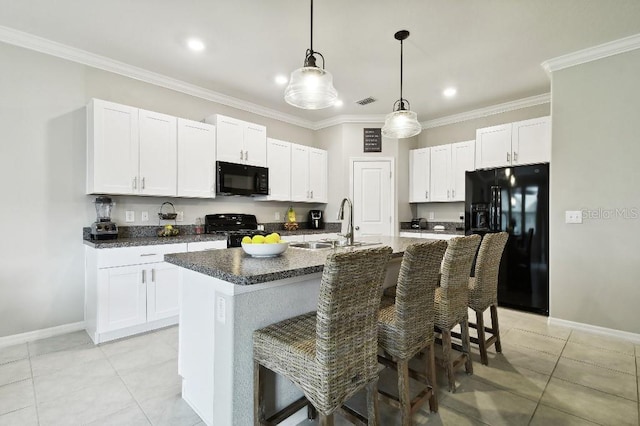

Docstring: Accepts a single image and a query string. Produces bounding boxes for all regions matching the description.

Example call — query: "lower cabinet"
[85,243,187,343]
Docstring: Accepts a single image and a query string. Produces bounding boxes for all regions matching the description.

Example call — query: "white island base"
[177,259,402,426]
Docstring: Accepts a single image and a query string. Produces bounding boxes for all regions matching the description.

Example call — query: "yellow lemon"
[251,235,266,244]
[165,224,173,230]
[268,232,281,242]
[241,236,252,244]
[264,234,278,244]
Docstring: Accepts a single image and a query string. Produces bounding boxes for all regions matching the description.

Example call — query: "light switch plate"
[125,211,135,222]
[176,211,184,222]
[141,211,149,222]
[565,210,583,224]
[428,212,435,220]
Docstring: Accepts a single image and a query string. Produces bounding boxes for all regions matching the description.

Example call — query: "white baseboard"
[548,317,640,344]
[0,321,86,348]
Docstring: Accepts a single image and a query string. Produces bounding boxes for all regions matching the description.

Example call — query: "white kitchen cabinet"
[265,138,292,201]
[290,144,328,203]
[476,116,550,169]
[138,109,177,196]
[87,99,178,197]
[450,140,475,201]
[409,148,430,202]
[85,243,187,343]
[429,145,451,202]
[177,119,216,198]
[87,99,139,195]
[211,114,267,167]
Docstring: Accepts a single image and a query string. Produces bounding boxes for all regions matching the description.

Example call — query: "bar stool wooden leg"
[475,310,488,365]
[366,378,379,426]
[490,305,502,353]
[253,361,265,426]
[425,344,438,412]
[441,330,455,392]
[461,320,473,375]
[397,359,411,426]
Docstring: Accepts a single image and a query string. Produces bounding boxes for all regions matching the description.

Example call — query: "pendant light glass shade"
[382,109,422,139]
[284,0,338,110]
[285,66,337,109]
[382,30,421,139]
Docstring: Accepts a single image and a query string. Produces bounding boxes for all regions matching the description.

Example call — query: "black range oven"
[204,213,266,248]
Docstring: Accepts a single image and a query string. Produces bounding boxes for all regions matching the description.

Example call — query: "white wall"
[549,48,640,334]
[0,42,319,337]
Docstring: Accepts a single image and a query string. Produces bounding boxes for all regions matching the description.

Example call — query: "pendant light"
[382,30,422,139]
[284,0,338,110]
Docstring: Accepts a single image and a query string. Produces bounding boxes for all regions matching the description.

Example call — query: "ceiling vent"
[355,96,377,106]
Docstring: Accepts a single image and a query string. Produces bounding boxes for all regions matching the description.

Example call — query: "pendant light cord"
[400,37,404,108]
[310,0,313,54]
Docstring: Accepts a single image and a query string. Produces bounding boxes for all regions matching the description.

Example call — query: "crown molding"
[420,93,551,129]
[0,25,316,130]
[542,33,640,74]
[313,114,386,130]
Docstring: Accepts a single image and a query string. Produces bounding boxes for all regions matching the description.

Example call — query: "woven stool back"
[436,235,481,329]
[469,232,509,311]
[314,246,393,404]
[392,241,447,358]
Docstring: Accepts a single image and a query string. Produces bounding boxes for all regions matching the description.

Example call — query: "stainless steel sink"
[289,241,334,249]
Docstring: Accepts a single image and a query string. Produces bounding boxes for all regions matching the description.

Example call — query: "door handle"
[355,226,360,230]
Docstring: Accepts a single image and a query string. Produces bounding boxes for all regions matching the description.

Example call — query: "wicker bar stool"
[253,246,393,426]
[467,232,509,365]
[377,241,447,426]
[434,235,481,392]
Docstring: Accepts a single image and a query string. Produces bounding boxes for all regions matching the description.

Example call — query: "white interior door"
[352,160,393,237]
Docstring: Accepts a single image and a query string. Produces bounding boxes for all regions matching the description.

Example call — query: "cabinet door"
[146,263,180,322]
[476,123,512,169]
[177,119,216,198]
[139,109,177,196]
[430,145,451,201]
[450,140,475,201]
[308,148,327,203]
[216,115,245,164]
[88,99,139,195]
[512,116,550,165]
[290,144,309,202]
[244,123,267,167]
[98,265,146,332]
[409,148,430,202]
[266,138,292,201]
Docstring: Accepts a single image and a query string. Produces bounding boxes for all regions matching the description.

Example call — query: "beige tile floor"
[0,308,638,425]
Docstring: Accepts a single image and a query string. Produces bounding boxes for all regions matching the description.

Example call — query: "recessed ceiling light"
[334,99,344,107]
[187,38,205,52]
[443,87,457,98]
[275,75,288,85]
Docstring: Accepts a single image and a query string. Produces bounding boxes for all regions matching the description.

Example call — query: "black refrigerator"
[465,163,549,315]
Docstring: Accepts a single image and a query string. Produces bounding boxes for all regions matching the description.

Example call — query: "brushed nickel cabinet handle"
[513,152,518,162]
[133,177,137,190]
[240,149,243,160]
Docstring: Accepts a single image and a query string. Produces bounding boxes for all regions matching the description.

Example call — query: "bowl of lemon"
[241,233,289,258]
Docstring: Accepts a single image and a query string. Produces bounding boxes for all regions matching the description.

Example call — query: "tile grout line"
[97,344,155,425]
[26,345,41,426]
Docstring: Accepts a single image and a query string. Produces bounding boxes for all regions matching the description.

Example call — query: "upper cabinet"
[265,138,292,201]
[212,114,267,167]
[476,116,550,169]
[410,140,474,203]
[87,99,139,195]
[87,99,177,196]
[177,119,216,198]
[409,147,430,202]
[291,144,327,203]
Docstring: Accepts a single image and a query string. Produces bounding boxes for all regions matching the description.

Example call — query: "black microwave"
[217,161,269,196]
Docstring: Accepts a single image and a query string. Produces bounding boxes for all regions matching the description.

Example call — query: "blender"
[90,196,119,240]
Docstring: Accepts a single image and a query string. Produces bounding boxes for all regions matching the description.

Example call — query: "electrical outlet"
[176,211,184,222]
[275,211,280,221]
[565,210,583,224]
[125,211,135,223]
[428,212,435,220]
[141,211,149,222]
[216,296,226,324]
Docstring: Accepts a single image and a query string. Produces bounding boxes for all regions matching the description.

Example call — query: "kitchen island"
[164,235,432,426]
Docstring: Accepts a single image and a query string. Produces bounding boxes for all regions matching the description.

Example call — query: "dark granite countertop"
[164,235,433,286]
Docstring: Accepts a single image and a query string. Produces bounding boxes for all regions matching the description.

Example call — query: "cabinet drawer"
[96,243,187,268]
